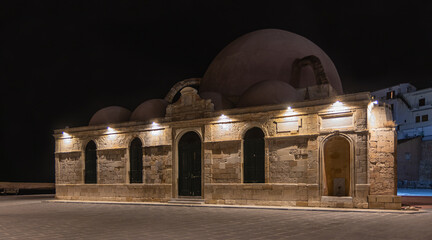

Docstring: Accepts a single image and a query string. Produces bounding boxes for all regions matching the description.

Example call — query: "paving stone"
[0,195,431,240]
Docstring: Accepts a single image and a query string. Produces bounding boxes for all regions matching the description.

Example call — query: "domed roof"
[200,29,342,100]
[237,80,301,107]
[130,99,168,122]
[199,91,234,110]
[89,106,131,126]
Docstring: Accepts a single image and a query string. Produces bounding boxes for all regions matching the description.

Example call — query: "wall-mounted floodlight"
[327,100,349,113]
[283,106,296,116]
[106,127,116,134]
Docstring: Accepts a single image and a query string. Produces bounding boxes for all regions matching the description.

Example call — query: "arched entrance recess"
[85,141,97,184]
[243,127,265,183]
[178,132,202,196]
[323,135,350,196]
[129,138,143,183]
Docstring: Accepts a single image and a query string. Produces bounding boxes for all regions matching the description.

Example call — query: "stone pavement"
[1,195,432,240]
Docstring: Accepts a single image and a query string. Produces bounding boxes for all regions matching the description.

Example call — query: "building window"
[416,116,420,123]
[85,141,97,184]
[129,138,143,183]
[422,115,429,122]
[386,91,395,99]
[243,127,265,183]
[419,98,425,106]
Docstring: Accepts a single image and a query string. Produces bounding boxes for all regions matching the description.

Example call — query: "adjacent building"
[372,84,432,188]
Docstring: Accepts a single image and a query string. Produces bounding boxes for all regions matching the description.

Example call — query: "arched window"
[85,141,97,184]
[323,136,350,196]
[243,127,265,183]
[129,138,143,183]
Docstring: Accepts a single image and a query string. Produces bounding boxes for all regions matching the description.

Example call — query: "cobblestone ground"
[1,195,432,240]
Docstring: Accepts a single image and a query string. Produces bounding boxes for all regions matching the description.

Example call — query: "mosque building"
[54,29,400,209]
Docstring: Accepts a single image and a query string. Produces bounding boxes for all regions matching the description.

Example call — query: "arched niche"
[323,135,351,196]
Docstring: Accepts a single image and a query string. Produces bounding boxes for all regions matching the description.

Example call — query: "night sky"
[1,1,431,182]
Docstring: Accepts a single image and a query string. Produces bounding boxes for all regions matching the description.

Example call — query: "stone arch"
[290,55,329,89]
[164,78,201,103]
[239,123,269,140]
[319,133,355,196]
[125,134,144,148]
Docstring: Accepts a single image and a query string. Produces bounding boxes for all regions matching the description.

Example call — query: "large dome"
[200,29,342,100]
[89,106,131,126]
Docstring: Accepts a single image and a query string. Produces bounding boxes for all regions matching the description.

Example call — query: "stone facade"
[54,90,400,209]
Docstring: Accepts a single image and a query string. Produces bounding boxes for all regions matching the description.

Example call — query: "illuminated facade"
[54,29,400,209]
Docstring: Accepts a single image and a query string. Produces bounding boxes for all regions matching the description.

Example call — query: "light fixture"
[333,101,343,107]
[106,127,116,134]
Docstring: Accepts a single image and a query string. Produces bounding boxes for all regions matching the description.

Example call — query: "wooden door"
[178,132,201,196]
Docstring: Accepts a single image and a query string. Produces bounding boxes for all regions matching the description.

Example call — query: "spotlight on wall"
[218,114,230,122]
[327,100,348,113]
[151,122,160,129]
[333,101,343,107]
[284,106,296,116]
[218,114,231,130]
[106,127,116,134]
[62,132,71,138]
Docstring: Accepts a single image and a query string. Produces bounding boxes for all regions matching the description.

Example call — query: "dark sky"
[1,1,431,182]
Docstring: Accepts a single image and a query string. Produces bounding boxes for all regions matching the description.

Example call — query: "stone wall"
[267,137,317,184]
[368,128,397,195]
[143,145,172,184]
[97,149,127,184]
[204,141,241,183]
[56,152,82,184]
[56,184,171,202]
[204,183,319,207]
[354,134,368,184]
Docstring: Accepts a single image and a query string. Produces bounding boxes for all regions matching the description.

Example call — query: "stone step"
[168,198,205,205]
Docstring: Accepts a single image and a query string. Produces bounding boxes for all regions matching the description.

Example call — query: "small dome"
[130,99,168,122]
[89,106,131,126]
[200,29,342,102]
[199,91,234,110]
[237,80,301,107]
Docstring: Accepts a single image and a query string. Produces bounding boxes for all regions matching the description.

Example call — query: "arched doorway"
[85,141,97,184]
[178,132,201,196]
[243,127,265,183]
[129,138,143,183]
[323,136,350,196]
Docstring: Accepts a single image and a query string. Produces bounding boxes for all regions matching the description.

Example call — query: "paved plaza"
[1,195,432,240]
